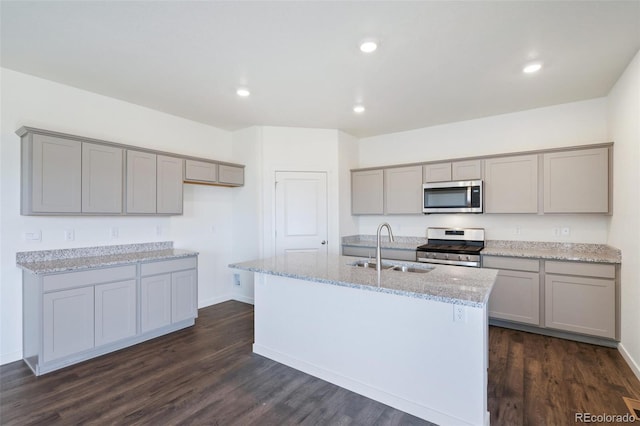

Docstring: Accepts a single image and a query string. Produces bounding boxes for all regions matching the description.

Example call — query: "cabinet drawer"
[545,261,615,279]
[43,265,136,292]
[141,257,197,276]
[483,256,540,272]
[185,160,217,182]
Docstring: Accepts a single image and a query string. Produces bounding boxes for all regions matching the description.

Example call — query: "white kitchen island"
[229,254,497,426]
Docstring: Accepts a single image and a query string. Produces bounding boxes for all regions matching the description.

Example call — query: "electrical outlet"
[64,229,75,241]
[110,227,119,239]
[561,227,570,236]
[24,230,42,241]
[234,274,241,286]
[453,305,466,323]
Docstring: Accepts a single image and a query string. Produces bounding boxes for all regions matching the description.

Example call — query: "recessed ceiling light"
[523,62,543,74]
[353,105,365,113]
[236,88,250,97]
[359,41,378,53]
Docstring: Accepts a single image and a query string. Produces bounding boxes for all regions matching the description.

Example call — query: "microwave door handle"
[466,187,472,207]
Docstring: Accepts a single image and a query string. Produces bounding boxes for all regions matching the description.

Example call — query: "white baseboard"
[618,343,640,381]
[253,343,475,426]
[232,295,254,305]
[1,350,22,366]
[198,294,232,309]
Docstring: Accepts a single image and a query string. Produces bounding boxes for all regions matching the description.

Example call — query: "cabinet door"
[95,280,137,346]
[351,170,384,215]
[484,154,539,213]
[82,143,123,213]
[545,274,615,338]
[452,160,482,181]
[489,270,540,325]
[126,150,157,213]
[384,166,423,214]
[171,269,197,323]
[185,160,217,183]
[218,165,244,186]
[157,155,184,214]
[543,147,609,213]
[31,134,82,213]
[43,287,94,362]
[423,163,452,182]
[140,274,171,333]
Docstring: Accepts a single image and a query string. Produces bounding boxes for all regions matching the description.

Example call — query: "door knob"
[321,240,327,245]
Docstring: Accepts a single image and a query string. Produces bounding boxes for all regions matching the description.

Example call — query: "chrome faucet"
[376,222,395,272]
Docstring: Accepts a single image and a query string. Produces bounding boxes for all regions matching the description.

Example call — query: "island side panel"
[253,273,488,426]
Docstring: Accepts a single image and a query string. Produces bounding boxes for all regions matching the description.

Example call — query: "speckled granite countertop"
[342,235,621,264]
[483,240,621,263]
[342,235,427,251]
[229,253,497,307]
[17,242,199,274]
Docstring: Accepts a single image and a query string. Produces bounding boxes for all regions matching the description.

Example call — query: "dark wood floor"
[1,301,639,426]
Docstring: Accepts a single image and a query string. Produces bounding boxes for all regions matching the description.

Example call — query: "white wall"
[338,131,359,239]
[356,98,611,243]
[0,68,235,364]
[607,49,640,378]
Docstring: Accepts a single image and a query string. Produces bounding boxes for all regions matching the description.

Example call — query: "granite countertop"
[342,235,622,264]
[17,242,199,274]
[483,240,621,264]
[229,253,497,308]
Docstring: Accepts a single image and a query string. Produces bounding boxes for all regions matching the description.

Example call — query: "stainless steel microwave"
[423,180,483,213]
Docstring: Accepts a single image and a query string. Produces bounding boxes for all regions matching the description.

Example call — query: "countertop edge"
[18,251,199,275]
[229,262,487,308]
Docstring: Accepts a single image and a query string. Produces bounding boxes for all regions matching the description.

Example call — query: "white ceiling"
[1,1,639,138]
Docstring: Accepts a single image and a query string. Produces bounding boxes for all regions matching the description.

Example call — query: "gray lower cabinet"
[140,274,172,333]
[23,133,82,214]
[545,261,616,339]
[94,279,137,346]
[43,286,94,363]
[22,255,198,376]
[484,256,540,326]
[140,257,198,333]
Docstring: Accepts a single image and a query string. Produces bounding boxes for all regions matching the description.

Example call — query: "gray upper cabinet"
[157,155,184,214]
[423,163,452,182]
[218,165,244,186]
[25,134,82,214]
[452,160,482,181]
[185,159,217,183]
[484,154,539,213]
[82,143,123,213]
[384,166,423,214]
[424,160,481,183]
[543,147,609,213]
[351,169,384,215]
[126,150,157,214]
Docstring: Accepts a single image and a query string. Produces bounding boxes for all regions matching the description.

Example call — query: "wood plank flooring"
[2,301,639,425]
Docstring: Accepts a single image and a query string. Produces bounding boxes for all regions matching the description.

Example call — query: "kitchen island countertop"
[230,253,497,307]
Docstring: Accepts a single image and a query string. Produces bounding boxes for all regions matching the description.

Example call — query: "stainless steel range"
[416,227,485,267]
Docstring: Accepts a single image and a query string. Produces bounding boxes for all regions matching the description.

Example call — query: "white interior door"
[275,171,328,256]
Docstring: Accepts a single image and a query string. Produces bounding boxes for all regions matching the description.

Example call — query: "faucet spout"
[376,222,395,272]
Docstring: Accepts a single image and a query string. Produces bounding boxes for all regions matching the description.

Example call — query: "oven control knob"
[458,255,463,261]
[444,254,449,259]
[466,256,471,261]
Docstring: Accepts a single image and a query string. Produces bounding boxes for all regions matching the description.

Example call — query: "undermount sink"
[349,260,433,274]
